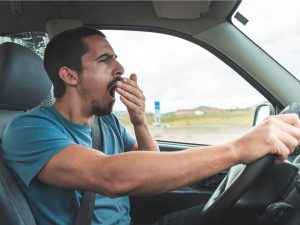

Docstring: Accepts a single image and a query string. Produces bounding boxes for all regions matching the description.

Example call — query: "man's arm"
[38,114,300,198]
[116,74,159,151]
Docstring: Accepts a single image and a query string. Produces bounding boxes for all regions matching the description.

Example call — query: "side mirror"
[253,103,275,126]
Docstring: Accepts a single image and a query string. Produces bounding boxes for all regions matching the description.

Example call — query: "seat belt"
[74,116,101,225]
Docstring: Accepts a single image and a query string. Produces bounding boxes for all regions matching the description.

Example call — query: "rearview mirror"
[253,103,275,126]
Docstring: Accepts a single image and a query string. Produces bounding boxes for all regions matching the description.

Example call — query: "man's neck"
[53,97,93,126]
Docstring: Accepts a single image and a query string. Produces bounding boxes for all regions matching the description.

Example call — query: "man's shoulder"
[11,107,53,123]
[4,107,60,134]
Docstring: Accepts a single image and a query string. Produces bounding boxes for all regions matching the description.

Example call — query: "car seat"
[0,42,52,225]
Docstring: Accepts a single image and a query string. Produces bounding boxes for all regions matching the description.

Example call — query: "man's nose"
[113,59,124,77]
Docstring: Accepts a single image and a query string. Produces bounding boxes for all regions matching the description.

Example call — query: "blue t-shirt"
[1,106,136,225]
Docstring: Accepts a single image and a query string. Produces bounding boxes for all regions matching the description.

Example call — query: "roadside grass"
[118,108,255,127]
[161,109,254,127]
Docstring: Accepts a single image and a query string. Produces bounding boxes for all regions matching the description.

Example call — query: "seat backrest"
[0,42,52,225]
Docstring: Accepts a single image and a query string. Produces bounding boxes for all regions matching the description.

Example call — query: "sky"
[103,0,300,113]
[234,0,300,79]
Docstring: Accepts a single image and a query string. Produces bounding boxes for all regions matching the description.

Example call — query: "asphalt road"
[149,125,251,145]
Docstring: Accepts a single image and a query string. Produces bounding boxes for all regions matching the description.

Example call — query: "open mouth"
[107,77,123,101]
[108,86,117,100]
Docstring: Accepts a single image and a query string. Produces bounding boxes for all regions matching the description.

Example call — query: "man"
[1,27,300,225]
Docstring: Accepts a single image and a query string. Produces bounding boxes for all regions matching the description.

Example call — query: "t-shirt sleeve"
[1,114,76,187]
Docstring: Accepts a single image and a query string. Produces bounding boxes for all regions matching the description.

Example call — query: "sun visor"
[153,1,212,19]
[45,19,83,39]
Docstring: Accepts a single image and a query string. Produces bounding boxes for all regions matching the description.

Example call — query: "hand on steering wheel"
[202,103,300,223]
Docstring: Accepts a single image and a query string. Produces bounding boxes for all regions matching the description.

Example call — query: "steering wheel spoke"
[202,155,275,222]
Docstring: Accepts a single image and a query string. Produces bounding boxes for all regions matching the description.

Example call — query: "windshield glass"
[232,0,300,80]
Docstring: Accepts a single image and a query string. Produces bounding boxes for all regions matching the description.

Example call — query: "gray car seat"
[0,42,52,225]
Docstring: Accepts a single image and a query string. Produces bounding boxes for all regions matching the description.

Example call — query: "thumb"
[130,73,137,83]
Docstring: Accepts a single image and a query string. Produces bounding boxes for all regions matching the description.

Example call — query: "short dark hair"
[44,26,106,98]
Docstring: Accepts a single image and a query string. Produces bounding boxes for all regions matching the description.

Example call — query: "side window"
[106,30,268,145]
[0,32,49,58]
[0,32,52,107]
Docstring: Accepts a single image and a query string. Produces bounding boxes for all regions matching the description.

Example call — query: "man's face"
[77,35,124,116]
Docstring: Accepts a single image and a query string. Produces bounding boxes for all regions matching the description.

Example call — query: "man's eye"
[98,57,109,63]
[98,55,114,63]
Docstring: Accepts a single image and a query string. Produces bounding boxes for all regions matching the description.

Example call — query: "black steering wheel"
[202,103,300,223]
[201,154,274,222]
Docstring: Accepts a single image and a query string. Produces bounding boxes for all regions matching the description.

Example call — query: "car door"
[104,30,270,223]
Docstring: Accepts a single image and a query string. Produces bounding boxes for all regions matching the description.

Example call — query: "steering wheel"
[201,155,274,222]
[202,103,300,222]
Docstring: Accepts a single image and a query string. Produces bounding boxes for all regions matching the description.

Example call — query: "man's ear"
[59,67,79,85]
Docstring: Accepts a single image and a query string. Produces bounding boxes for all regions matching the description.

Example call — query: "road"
[151,126,250,144]
[127,125,251,145]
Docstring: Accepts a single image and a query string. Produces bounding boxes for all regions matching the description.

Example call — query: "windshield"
[232,0,300,80]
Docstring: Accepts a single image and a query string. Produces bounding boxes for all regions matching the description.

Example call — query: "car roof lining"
[45,19,83,39]
[0,1,238,37]
[152,1,212,19]
[2,1,300,110]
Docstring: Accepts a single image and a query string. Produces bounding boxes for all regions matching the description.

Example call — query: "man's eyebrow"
[95,53,117,61]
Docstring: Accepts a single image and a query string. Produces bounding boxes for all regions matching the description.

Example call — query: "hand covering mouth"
[107,77,123,99]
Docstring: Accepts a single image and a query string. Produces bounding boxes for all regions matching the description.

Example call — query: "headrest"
[0,42,52,110]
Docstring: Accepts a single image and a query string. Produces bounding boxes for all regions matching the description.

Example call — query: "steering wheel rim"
[201,154,275,222]
[202,103,300,223]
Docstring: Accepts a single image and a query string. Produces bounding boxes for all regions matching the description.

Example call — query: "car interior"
[0,42,52,224]
[1,1,300,225]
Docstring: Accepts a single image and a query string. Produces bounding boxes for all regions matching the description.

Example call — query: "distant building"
[194,110,204,116]
[174,109,204,116]
[174,109,195,115]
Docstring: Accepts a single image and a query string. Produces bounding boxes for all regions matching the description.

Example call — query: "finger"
[273,140,290,164]
[278,123,300,145]
[123,76,143,93]
[120,95,143,111]
[123,76,137,87]
[263,116,300,143]
[118,82,144,98]
[274,114,300,128]
[276,128,299,154]
[116,87,144,107]
[269,126,298,164]
[117,84,145,102]
[130,73,137,82]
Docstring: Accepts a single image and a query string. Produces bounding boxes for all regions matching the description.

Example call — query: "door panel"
[130,141,226,224]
